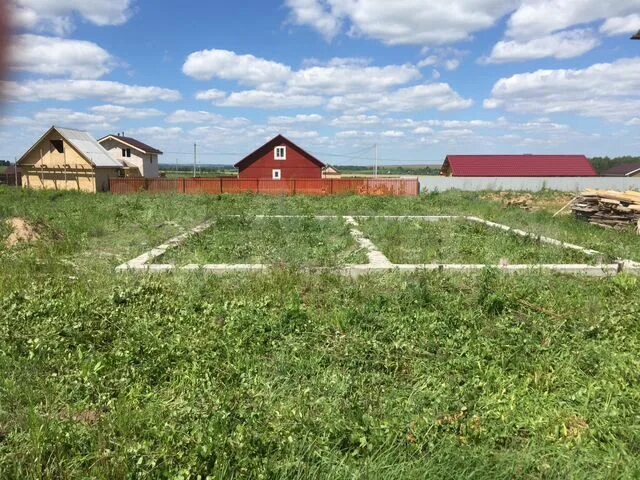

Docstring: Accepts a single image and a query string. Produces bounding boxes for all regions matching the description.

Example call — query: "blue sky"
[2,0,640,166]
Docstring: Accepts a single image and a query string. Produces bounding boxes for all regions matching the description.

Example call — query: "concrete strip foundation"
[116,215,640,277]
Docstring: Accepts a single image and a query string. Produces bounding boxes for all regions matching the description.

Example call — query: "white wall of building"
[418,176,640,192]
[100,138,160,178]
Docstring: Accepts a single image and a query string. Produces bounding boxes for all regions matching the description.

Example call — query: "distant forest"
[590,156,640,174]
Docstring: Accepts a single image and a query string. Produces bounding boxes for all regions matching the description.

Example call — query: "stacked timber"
[572,190,640,232]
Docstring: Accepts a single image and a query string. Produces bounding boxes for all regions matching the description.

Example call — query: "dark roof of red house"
[99,134,163,154]
[235,134,325,170]
[443,155,597,177]
[602,163,640,176]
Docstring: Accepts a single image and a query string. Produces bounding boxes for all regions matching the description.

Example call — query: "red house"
[235,135,325,180]
[440,155,597,177]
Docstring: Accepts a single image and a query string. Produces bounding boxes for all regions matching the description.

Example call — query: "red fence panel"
[146,178,179,193]
[220,178,259,193]
[109,178,146,194]
[256,179,296,195]
[184,178,222,194]
[331,179,366,195]
[110,177,419,196]
[293,179,330,195]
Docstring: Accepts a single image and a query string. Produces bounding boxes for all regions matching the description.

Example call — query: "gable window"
[274,146,286,160]
[50,139,64,154]
[272,169,281,180]
[122,148,131,158]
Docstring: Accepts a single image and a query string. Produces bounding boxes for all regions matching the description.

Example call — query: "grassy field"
[1,187,640,478]
[359,218,603,265]
[158,216,367,266]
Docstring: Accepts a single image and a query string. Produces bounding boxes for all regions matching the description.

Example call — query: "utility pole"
[193,143,197,178]
[374,143,378,177]
[14,157,18,186]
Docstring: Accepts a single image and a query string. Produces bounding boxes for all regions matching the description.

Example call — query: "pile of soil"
[4,217,40,249]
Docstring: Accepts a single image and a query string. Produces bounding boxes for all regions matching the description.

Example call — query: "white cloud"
[329,114,381,127]
[11,0,133,35]
[194,89,226,102]
[182,49,292,86]
[484,29,599,63]
[418,48,465,71]
[507,0,640,39]
[129,126,183,139]
[32,107,110,127]
[484,57,640,122]
[215,90,325,109]
[3,79,181,104]
[328,83,473,113]
[285,0,517,45]
[165,109,250,127]
[335,130,375,139]
[413,126,434,134]
[268,114,324,125]
[285,0,341,40]
[600,14,640,36]
[287,63,421,95]
[184,49,421,97]
[10,34,115,78]
[381,130,404,138]
[90,105,164,120]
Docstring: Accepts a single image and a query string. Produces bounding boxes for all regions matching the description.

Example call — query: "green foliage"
[160,216,367,266]
[1,187,640,478]
[359,218,601,265]
[590,156,640,174]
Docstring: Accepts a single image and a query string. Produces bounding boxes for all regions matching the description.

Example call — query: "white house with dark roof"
[98,133,163,178]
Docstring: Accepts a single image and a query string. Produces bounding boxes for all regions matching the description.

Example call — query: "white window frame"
[274,146,286,160]
[272,169,281,180]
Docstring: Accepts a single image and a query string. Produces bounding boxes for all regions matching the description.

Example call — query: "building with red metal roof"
[440,155,597,177]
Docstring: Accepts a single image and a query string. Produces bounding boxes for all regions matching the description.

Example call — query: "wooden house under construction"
[17,126,127,192]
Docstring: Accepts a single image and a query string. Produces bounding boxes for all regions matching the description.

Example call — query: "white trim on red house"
[272,169,281,180]
[274,146,286,160]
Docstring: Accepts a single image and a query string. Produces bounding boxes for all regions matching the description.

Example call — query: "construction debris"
[572,190,640,232]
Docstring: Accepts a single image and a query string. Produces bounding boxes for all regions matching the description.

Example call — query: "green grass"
[158,216,367,266]
[1,186,640,478]
[359,218,603,265]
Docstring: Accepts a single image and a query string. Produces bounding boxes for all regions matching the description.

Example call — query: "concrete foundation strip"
[344,216,393,267]
[116,215,640,276]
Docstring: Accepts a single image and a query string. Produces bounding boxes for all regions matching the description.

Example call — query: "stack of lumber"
[572,190,640,232]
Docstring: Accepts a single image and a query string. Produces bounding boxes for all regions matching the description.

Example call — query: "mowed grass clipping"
[359,218,604,265]
[158,216,368,266]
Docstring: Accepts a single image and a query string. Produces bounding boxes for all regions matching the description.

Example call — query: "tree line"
[590,156,640,174]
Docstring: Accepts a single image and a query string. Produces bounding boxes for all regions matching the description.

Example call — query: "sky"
[1,0,640,167]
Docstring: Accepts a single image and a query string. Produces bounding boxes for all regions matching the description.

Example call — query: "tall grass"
[1,187,639,478]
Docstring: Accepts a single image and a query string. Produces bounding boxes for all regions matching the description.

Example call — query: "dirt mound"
[5,217,40,248]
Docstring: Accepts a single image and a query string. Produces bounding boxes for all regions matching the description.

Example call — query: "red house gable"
[442,155,597,177]
[235,135,325,180]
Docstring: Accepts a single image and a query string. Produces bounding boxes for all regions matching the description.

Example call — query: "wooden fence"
[109,177,420,197]
[0,172,21,187]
